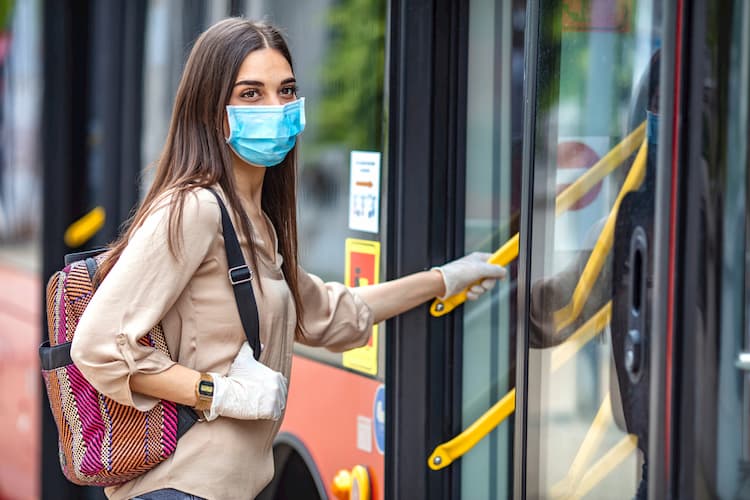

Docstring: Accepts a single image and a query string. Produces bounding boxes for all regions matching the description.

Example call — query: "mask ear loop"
[224,106,234,143]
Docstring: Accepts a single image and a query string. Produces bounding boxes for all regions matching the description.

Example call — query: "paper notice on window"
[348,151,381,234]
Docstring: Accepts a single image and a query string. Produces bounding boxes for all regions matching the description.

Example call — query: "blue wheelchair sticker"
[373,385,385,455]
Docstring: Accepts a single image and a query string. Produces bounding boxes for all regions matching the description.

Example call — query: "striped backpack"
[39,188,261,486]
[40,248,199,486]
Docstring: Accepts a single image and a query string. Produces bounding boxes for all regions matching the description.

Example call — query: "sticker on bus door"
[343,238,380,375]
[348,151,381,234]
[373,385,385,455]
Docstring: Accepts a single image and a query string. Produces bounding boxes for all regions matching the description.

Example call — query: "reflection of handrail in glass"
[564,435,638,499]
[427,123,647,471]
[428,302,612,470]
[553,138,648,330]
[556,393,614,496]
[548,392,635,499]
[430,122,646,317]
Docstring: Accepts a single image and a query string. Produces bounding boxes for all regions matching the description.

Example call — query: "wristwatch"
[193,372,214,411]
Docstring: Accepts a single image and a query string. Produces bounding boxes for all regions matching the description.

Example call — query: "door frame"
[385,0,470,498]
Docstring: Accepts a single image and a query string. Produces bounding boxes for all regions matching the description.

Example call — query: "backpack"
[40,248,197,486]
[39,188,261,486]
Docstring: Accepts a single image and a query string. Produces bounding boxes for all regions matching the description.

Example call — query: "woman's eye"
[240,89,258,99]
[280,86,298,97]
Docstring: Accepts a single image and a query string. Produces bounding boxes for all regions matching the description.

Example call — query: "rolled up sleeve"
[295,269,374,352]
[70,189,220,411]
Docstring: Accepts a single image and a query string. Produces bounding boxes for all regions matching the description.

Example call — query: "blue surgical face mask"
[225,97,306,167]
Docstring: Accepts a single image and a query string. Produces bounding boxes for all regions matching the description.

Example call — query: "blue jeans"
[131,488,206,500]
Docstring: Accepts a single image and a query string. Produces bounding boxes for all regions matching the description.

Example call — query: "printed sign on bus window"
[348,151,381,234]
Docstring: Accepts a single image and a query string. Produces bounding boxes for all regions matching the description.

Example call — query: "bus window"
[264,1,387,376]
[520,1,662,498]
[255,2,387,498]
[460,0,524,497]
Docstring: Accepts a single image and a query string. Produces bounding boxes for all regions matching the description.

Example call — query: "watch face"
[198,380,214,398]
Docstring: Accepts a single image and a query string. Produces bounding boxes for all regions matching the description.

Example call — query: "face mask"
[225,97,306,167]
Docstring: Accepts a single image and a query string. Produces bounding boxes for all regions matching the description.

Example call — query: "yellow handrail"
[553,139,647,330]
[64,206,106,248]
[430,122,645,317]
[555,122,646,214]
[550,302,612,372]
[428,389,516,470]
[428,301,612,470]
[430,235,519,316]
[568,435,638,499]
[549,393,614,499]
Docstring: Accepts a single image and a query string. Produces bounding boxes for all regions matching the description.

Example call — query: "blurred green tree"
[0,0,13,31]
[317,0,385,152]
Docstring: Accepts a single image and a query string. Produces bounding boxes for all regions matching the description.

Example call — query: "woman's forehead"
[235,48,293,82]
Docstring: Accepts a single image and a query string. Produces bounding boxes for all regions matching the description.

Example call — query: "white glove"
[434,252,507,300]
[204,342,288,422]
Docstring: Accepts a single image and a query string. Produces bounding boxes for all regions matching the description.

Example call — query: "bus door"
[515,0,664,497]
[669,0,750,497]
[383,0,526,497]
[450,0,525,498]
[419,0,525,497]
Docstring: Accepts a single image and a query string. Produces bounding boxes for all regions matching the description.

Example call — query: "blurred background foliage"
[317,0,385,152]
[0,0,13,31]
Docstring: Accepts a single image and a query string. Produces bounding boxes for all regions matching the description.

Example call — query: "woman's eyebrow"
[234,79,264,87]
[233,77,296,88]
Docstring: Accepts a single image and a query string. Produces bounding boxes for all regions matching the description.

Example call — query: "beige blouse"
[70,187,373,500]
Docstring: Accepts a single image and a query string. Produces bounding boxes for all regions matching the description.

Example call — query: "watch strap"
[193,372,214,411]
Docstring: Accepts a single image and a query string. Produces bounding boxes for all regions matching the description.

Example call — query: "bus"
[1,0,748,498]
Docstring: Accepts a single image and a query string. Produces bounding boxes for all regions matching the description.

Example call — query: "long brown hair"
[97,18,304,333]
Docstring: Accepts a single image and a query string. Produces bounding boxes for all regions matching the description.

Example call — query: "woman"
[71,18,505,500]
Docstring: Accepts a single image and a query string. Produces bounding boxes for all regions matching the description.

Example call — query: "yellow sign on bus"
[343,238,380,376]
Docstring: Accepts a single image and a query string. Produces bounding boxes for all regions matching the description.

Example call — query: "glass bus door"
[516,1,663,497]
[457,0,525,498]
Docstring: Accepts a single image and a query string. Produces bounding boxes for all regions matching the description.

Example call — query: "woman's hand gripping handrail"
[430,235,519,316]
[428,301,612,470]
[430,121,646,317]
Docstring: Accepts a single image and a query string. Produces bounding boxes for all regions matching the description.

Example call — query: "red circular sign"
[556,141,603,211]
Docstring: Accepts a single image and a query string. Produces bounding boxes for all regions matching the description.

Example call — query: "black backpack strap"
[177,405,200,436]
[84,257,98,283]
[63,247,108,266]
[206,188,262,360]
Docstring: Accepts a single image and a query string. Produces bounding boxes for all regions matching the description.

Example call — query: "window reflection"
[525,1,661,497]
